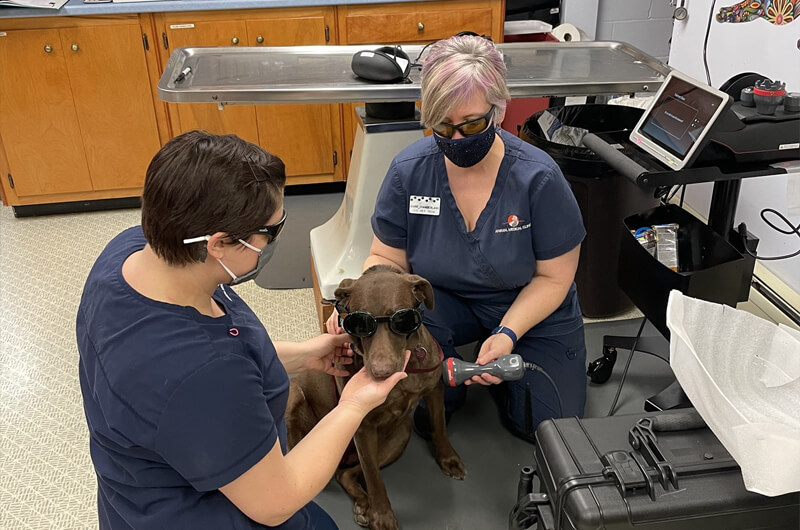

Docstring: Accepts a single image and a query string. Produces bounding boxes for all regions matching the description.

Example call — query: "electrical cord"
[739,208,800,261]
[607,317,647,416]
[703,0,718,86]
[411,42,434,68]
[523,361,564,418]
[665,184,686,203]
[411,32,494,68]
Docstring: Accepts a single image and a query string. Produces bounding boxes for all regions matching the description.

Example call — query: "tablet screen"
[630,71,729,170]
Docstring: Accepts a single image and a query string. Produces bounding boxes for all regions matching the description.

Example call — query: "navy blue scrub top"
[371,130,586,337]
[77,227,311,529]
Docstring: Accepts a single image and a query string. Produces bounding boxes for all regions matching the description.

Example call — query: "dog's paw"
[439,454,467,480]
[353,501,370,527]
[368,508,399,530]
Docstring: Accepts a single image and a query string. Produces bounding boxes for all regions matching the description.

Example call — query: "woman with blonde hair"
[330,35,587,443]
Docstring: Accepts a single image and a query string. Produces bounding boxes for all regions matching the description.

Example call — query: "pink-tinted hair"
[420,35,510,128]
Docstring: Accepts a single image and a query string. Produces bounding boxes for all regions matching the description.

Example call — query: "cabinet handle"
[256,35,264,44]
[417,22,425,31]
[44,44,53,53]
[231,36,239,45]
[71,43,79,52]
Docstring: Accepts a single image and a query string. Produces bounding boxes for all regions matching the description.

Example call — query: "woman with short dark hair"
[77,130,408,529]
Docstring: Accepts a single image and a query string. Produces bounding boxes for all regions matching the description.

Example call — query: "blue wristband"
[491,325,517,349]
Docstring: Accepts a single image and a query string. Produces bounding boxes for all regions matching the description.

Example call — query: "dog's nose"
[369,362,397,380]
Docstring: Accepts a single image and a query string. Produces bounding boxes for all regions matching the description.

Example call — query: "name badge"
[409,195,441,216]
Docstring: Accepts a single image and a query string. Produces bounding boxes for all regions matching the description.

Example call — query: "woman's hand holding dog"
[325,307,341,336]
[338,350,411,416]
[275,334,353,376]
[301,333,354,377]
[325,308,354,362]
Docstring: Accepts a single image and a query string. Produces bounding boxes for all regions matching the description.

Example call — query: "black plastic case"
[530,411,800,530]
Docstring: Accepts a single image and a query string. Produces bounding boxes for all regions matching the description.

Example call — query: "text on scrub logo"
[495,214,530,233]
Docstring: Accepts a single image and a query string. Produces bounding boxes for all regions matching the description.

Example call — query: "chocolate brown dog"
[286,265,465,529]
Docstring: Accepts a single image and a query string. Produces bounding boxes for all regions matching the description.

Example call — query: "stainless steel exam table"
[158,42,670,301]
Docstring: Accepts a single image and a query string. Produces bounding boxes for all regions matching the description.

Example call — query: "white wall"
[597,0,675,62]
[669,0,800,90]
[561,0,599,40]
[563,0,676,62]
[668,0,800,295]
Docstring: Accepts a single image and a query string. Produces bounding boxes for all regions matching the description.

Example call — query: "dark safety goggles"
[431,106,494,139]
[336,303,424,338]
[253,209,286,244]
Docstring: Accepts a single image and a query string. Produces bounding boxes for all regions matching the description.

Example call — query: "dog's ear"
[406,275,434,310]
[334,278,357,309]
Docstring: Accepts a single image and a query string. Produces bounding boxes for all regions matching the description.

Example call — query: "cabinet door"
[247,16,343,180]
[341,7,494,45]
[338,0,502,170]
[0,29,92,197]
[164,20,259,144]
[61,24,161,191]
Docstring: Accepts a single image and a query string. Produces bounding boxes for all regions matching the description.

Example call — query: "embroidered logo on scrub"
[495,214,531,234]
[409,195,441,216]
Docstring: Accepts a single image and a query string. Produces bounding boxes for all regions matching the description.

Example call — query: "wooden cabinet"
[0,1,505,209]
[248,13,344,182]
[338,0,500,45]
[337,0,504,169]
[157,8,344,185]
[160,17,259,144]
[0,16,163,206]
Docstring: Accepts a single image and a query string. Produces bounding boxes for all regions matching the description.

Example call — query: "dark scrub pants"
[424,286,587,443]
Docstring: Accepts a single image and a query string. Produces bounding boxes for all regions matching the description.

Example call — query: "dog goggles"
[336,304,423,338]
[431,106,494,139]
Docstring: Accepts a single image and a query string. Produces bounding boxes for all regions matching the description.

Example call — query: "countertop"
[0,0,423,19]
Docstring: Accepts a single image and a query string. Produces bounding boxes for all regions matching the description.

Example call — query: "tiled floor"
[1,203,658,529]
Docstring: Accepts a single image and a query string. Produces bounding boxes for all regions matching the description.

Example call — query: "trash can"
[519,104,661,318]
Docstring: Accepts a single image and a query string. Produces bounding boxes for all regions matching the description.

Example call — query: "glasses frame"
[432,106,495,139]
[254,209,286,244]
[336,303,424,338]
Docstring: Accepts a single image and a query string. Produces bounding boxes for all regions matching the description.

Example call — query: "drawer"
[340,1,497,44]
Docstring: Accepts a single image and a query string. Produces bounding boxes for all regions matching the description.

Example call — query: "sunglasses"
[254,209,286,244]
[432,106,494,139]
[336,303,423,338]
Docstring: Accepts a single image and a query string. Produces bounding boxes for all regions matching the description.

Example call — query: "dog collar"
[405,342,445,374]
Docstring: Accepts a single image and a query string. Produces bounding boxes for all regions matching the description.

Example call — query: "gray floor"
[256,191,344,290]
[0,199,671,529]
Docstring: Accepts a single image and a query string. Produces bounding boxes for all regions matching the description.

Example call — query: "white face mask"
[182,236,279,285]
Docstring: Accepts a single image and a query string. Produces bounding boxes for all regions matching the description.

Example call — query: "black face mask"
[433,122,497,168]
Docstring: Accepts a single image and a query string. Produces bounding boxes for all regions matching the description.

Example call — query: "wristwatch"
[491,325,518,349]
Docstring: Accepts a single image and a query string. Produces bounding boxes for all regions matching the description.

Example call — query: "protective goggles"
[336,303,423,338]
[431,106,494,139]
[254,209,287,244]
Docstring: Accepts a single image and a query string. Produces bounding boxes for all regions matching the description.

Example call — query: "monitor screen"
[630,71,729,170]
